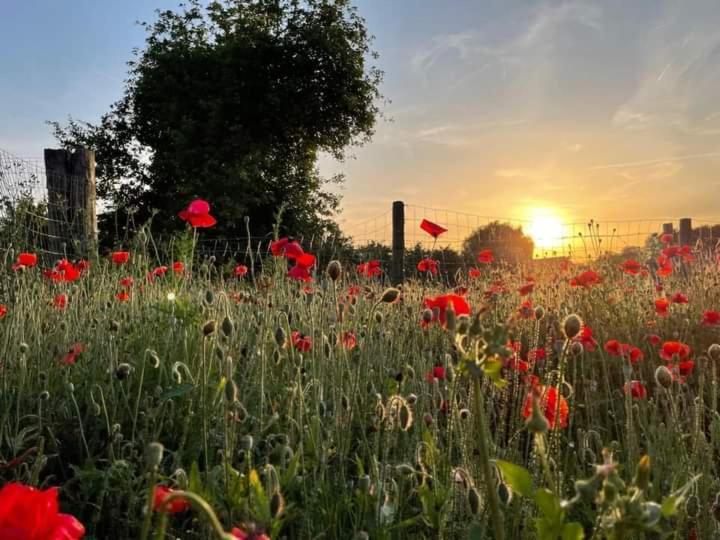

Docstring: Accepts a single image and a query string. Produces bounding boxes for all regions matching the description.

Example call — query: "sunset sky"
[2,0,720,241]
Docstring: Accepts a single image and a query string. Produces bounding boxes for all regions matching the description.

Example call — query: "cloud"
[588,151,720,170]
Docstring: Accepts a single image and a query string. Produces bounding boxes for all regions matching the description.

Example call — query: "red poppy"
[153,266,169,277]
[231,528,271,540]
[270,238,304,259]
[670,292,688,304]
[508,358,530,373]
[420,219,448,238]
[417,258,439,275]
[570,270,601,287]
[660,233,673,244]
[621,259,643,275]
[469,268,482,279]
[425,365,446,382]
[677,359,695,376]
[178,199,217,228]
[341,331,357,350]
[0,305,7,318]
[659,341,691,361]
[522,385,569,429]
[111,251,130,265]
[12,252,38,270]
[628,346,644,364]
[0,482,85,540]
[153,486,190,514]
[45,259,81,282]
[574,325,597,352]
[120,277,134,289]
[291,331,312,352]
[680,245,694,263]
[172,261,185,274]
[357,260,382,277]
[702,310,720,326]
[477,249,494,264]
[624,380,647,400]
[483,281,509,300]
[517,300,534,319]
[234,264,248,278]
[60,343,84,366]
[76,259,91,272]
[604,339,626,357]
[288,265,313,282]
[53,294,68,310]
[115,291,130,302]
[656,257,673,278]
[647,334,661,346]
[518,282,535,296]
[654,298,670,317]
[295,253,316,269]
[423,294,471,327]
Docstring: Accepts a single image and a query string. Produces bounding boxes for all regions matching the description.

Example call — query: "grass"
[0,232,717,539]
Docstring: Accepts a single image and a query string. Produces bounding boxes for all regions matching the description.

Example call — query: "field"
[0,217,718,539]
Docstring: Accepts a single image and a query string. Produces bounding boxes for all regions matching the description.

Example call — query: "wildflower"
[659,341,691,361]
[341,331,357,350]
[654,298,670,317]
[477,249,494,264]
[670,292,688,304]
[621,259,643,275]
[570,270,601,287]
[677,359,695,376]
[76,259,91,272]
[417,258,439,275]
[234,264,249,278]
[423,294,471,327]
[270,238,304,259]
[45,259,81,282]
[604,340,625,356]
[660,233,674,244]
[0,305,6,318]
[288,253,315,282]
[522,384,569,429]
[426,365,446,382]
[483,281,508,300]
[0,482,85,539]
[574,325,597,352]
[111,251,130,265]
[380,288,401,303]
[152,266,169,278]
[291,331,312,352]
[60,343,84,366]
[655,365,673,388]
[656,256,673,277]
[115,291,131,302]
[178,198,217,228]
[12,252,38,270]
[518,282,535,296]
[702,310,720,326]
[152,486,190,513]
[624,380,647,400]
[53,294,68,310]
[469,268,482,279]
[517,300,534,319]
[119,277,134,289]
[357,260,382,277]
[172,261,185,273]
[420,219,448,238]
[230,526,270,540]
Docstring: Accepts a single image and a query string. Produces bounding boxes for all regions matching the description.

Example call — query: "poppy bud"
[19,342,29,354]
[274,327,286,347]
[66,382,75,393]
[685,494,700,518]
[146,441,164,469]
[374,311,383,324]
[205,289,215,304]
[271,491,286,518]
[221,316,234,337]
[422,309,434,325]
[526,396,549,434]
[115,363,131,380]
[174,468,189,490]
[225,379,238,403]
[654,365,673,388]
[341,394,350,411]
[239,435,254,451]
[534,306,545,320]
[357,475,371,493]
[498,482,512,505]
[380,288,400,303]
[634,455,650,491]
[467,487,481,515]
[469,313,483,337]
[423,413,433,427]
[562,314,583,339]
[327,260,342,282]
[202,320,216,336]
[709,343,720,361]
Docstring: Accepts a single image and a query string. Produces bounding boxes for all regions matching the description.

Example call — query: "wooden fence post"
[391,201,405,285]
[44,147,97,258]
[679,218,692,246]
[662,223,673,237]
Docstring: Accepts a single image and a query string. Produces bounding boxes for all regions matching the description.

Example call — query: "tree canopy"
[50,0,383,245]
[462,221,534,264]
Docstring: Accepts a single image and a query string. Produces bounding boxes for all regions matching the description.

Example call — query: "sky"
[2,0,720,242]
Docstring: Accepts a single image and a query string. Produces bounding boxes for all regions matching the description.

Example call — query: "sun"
[527,209,565,250]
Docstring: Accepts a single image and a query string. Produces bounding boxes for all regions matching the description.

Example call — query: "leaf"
[534,488,561,521]
[661,474,702,518]
[495,460,533,498]
[482,356,508,388]
[561,522,585,540]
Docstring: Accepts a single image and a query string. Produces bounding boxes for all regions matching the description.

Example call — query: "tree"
[462,221,534,264]
[50,0,383,246]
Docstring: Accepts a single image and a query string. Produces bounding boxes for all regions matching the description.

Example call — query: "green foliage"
[463,221,534,264]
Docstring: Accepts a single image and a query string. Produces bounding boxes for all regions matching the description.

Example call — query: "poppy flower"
[0,482,85,540]
[12,252,38,270]
[417,258,439,275]
[624,380,647,400]
[420,219,448,238]
[178,199,217,228]
[679,245,694,263]
[660,233,674,244]
[659,341,691,361]
[288,265,312,282]
[656,256,673,277]
[677,359,695,377]
[670,292,688,304]
[517,300,534,319]
[53,294,68,310]
[518,282,535,296]
[60,343,84,366]
[477,249,494,264]
[76,259,91,272]
[172,261,185,274]
[425,365,446,382]
[295,253,316,269]
[111,251,130,265]
[230,528,271,540]
[45,259,81,282]
[604,340,626,357]
[153,486,190,514]
[654,298,670,317]
[483,281,509,300]
[522,385,569,429]
[115,291,130,302]
[469,268,482,279]
[120,277,134,289]
[574,325,597,352]
[628,346,644,364]
[647,334,661,346]
[423,294,471,327]
[153,266,169,277]
[291,331,312,352]
[234,264,248,278]
[621,259,643,275]
[702,310,720,326]
[341,331,357,350]
[570,270,601,287]
[270,238,304,259]
[0,305,7,318]
[508,358,530,373]
[357,260,382,277]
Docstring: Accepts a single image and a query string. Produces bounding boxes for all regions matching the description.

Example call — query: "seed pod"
[570,341,584,356]
[327,260,342,282]
[205,289,215,305]
[146,442,164,469]
[467,487,481,515]
[654,365,673,388]
[469,313,482,337]
[525,397,549,434]
[374,311,383,324]
[422,309,434,325]
[274,326,287,347]
[534,306,545,320]
[446,306,457,332]
[115,363,131,380]
[380,288,400,303]
[239,435,254,451]
[203,320,217,336]
[221,316,234,337]
[562,314,583,339]
[19,342,29,354]
[709,343,720,361]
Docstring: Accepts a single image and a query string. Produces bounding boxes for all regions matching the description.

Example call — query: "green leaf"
[495,460,533,498]
[482,356,508,388]
[660,495,678,518]
[661,474,702,518]
[561,522,585,540]
[534,488,562,521]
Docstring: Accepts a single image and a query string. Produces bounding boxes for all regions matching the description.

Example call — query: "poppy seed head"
[562,314,583,339]
[654,365,673,388]
[709,344,720,361]
[327,260,342,282]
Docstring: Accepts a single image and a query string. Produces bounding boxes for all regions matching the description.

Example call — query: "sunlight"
[527,208,565,249]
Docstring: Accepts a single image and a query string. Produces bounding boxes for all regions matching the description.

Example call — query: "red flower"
[517,300,534,319]
[153,486,190,514]
[60,343,84,366]
[341,331,357,350]
[518,282,535,296]
[53,294,68,310]
[420,218,448,238]
[231,528,270,540]
[477,249,494,264]
[670,292,688,304]
[628,346,644,364]
[417,258,439,275]
[76,259,91,273]
[624,380,647,400]
[604,339,625,356]
[0,482,85,540]
[702,310,720,326]
[291,331,312,352]
[426,365,446,382]
[234,264,248,278]
[674,359,695,377]
[654,298,670,317]
[115,291,130,302]
[483,281,509,300]
[153,266,169,277]
[680,245,694,263]
[522,385,569,429]
[12,252,38,270]
[111,251,130,265]
[659,341,691,361]
[0,305,6,319]
[178,199,217,228]
[660,233,673,244]
[45,259,81,282]
[270,238,304,259]
[574,325,597,352]
[621,259,643,275]
[647,334,661,346]
[469,268,482,279]
[288,265,313,282]
[172,261,185,274]
[570,270,601,287]
[120,277,134,289]
[357,260,382,277]
[423,294,471,327]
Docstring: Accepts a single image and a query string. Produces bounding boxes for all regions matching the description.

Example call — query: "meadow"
[0,202,718,539]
